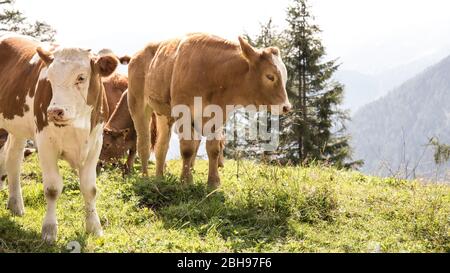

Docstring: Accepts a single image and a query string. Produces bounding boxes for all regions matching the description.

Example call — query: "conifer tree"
[278,0,360,168]
[430,138,450,165]
[226,0,361,168]
[224,19,285,161]
[1,0,55,41]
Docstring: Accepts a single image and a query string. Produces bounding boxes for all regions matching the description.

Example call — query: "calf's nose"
[282,103,292,114]
[47,108,65,121]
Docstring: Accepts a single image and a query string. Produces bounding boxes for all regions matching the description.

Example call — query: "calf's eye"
[266,74,275,82]
[76,75,86,84]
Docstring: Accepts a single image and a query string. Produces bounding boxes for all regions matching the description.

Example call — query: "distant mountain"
[349,54,450,181]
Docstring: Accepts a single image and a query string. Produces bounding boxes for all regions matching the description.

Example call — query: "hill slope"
[0,155,448,253]
[350,55,450,180]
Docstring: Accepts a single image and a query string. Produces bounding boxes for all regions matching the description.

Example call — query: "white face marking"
[270,54,291,114]
[46,48,93,125]
[272,54,288,88]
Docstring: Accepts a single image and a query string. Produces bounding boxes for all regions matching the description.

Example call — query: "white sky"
[15,0,450,75]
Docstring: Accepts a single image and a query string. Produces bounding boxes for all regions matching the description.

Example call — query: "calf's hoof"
[181,173,193,185]
[207,177,221,191]
[0,175,6,190]
[122,164,132,176]
[96,163,103,175]
[86,215,104,237]
[155,171,166,182]
[42,223,58,244]
[8,197,25,216]
[24,149,34,158]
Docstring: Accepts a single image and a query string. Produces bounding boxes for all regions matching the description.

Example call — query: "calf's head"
[239,37,292,115]
[100,128,134,162]
[36,47,121,126]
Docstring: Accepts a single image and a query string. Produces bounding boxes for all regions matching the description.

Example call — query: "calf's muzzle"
[282,103,292,114]
[47,107,66,123]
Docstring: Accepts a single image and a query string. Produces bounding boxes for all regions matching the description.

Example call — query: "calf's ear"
[265,47,280,56]
[238,36,259,63]
[95,55,119,77]
[36,47,54,65]
[119,55,131,65]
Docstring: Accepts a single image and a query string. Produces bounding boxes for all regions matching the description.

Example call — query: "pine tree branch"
[0,1,56,41]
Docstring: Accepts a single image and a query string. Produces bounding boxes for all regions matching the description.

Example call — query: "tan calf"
[128,33,291,189]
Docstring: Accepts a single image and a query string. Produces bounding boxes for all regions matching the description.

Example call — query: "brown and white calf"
[0,72,128,176]
[128,33,291,189]
[0,33,125,243]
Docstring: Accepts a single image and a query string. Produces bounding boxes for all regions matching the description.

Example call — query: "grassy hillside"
[0,155,449,253]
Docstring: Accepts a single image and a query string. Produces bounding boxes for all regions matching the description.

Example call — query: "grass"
[0,154,449,253]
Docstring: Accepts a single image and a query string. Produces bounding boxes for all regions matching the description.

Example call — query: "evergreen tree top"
[1,0,56,42]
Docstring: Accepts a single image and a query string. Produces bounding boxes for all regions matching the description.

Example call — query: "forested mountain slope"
[350,55,450,180]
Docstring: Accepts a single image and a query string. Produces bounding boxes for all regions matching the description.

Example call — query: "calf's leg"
[218,138,225,168]
[128,71,152,176]
[130,104,152,176]
[0,145,7,191]
[206,139,222,189]
[79,139,103,237]
[124,146,137,175]
[5,135,26,216]
[189,139,201,169]
[155,115,172,177]
[180,139,200,185]
[37,140,62,243]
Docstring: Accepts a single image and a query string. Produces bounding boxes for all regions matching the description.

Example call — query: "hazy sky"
[15,0,450,75]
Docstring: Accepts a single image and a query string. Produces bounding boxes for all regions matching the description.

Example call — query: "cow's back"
[130,39,180,116]
[103,73,128,120]
[106,91,134,131]
[136,34,244,110]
